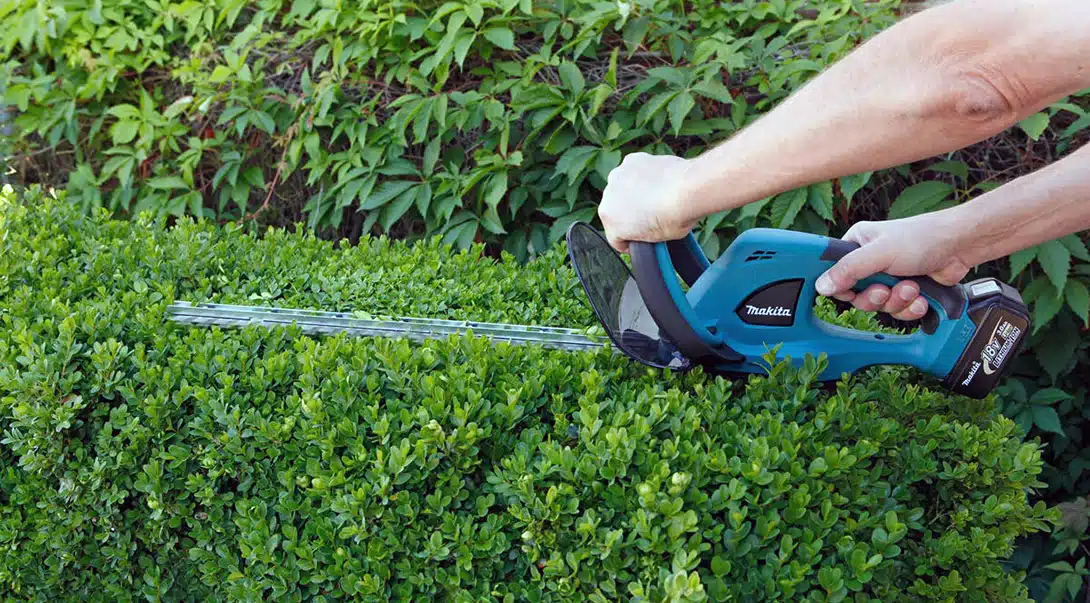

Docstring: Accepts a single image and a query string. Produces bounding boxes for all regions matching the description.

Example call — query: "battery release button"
[969,280,1001,299]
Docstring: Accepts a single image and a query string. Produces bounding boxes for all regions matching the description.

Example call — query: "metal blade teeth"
[165,302,605,352]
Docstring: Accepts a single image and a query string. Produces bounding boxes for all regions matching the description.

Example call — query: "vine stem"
[243,124,297,222]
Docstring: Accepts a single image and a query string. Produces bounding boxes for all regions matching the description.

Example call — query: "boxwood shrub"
[0,186,1059,601]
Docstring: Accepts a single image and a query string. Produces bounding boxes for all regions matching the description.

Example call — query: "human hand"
[815,213,972,321]
[598,152,699,252]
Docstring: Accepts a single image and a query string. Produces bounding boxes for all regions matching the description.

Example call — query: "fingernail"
[816,275,833,296]
[869,289,889,304]
[911,298,927,314]
[900,284,919,301]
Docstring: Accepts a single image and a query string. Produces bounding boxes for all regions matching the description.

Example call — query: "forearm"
[677,0,1090,221]
[946,142,1090,267]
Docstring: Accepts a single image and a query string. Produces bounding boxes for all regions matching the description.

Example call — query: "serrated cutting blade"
[165,302,607,352]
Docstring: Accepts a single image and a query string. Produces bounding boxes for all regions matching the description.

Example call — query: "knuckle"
[826,261,847,279]
[828,260,857,284]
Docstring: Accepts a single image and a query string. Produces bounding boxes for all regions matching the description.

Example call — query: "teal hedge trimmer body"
[563,221,1029,399]
[166,222,1030,400]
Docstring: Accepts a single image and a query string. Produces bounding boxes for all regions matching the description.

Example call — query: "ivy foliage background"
[2,0,1090,599]
[3,0,909,255]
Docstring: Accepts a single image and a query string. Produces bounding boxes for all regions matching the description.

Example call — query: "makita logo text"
[745,305,792,317]
[962,360,981,386]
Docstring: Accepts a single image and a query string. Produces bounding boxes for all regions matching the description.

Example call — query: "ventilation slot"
[744,250,777,262]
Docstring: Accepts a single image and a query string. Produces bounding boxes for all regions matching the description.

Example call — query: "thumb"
[815,243,890,297]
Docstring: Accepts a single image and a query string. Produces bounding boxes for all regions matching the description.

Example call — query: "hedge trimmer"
[168,222,1031,399]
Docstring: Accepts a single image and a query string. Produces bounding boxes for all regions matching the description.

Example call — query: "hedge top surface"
[0,188,1061,601]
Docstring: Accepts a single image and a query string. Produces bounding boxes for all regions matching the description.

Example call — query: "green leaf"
[692,78,733,104]
[148,176,188,190]
[711,556,731,577]
[1045,574,1084,603]
[103,156,135,186]
[887,181,953,220]
[646,66,689,88]
[242,166,264,189]
[339,175,375,209]
[1031,405,1065,436]
[484,172,508,208]
[1065,279,1090,326]
[738,196,771,221]
[480,205,506,234]
[838,172,872,206]
[107,104,141,120]
[379,186,418,230]
[1037,239,1071,295]
[454,30,477,67]
[558,62,584,97]
[538,201,570,218]
[928,160,969,181]
[1022,274,1053,304]
[1018,112,1050,141]
[1029,388,1073,406]
[1060,233,1090,261]
[464,2,483,25]
[770,188,808,229]
[362,181,416,211]
[164,96,193,119]
[554,146,598,186]
[1008,247,1037,279]
[667,91,695,136]
[1033,289,1064,333]
[544,125,579,155]
[594,149,621,182]
[251,110,276,134]
[442,217,479,250]
[210,65,233,83]
[548,207,596,244]
[622,15,650,51]
[1035,317,1078,378]
[424,139,441,176]
[636,91,677,127]
[414,183,433,217]
[1014,408,1034,435]
[807,182,835,222]
[773,59,822,82]
[483,27,516,50]
[112,121,139,145]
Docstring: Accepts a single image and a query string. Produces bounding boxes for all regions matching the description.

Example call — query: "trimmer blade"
[565,222,691,371]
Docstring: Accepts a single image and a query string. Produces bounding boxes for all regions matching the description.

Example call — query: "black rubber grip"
[629,242,744,365]
[820,238,966,320]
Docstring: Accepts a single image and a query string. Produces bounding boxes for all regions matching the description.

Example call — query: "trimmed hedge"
[0,186,1059,601]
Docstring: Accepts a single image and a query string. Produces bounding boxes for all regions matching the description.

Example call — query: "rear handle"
[820,238,967,333]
